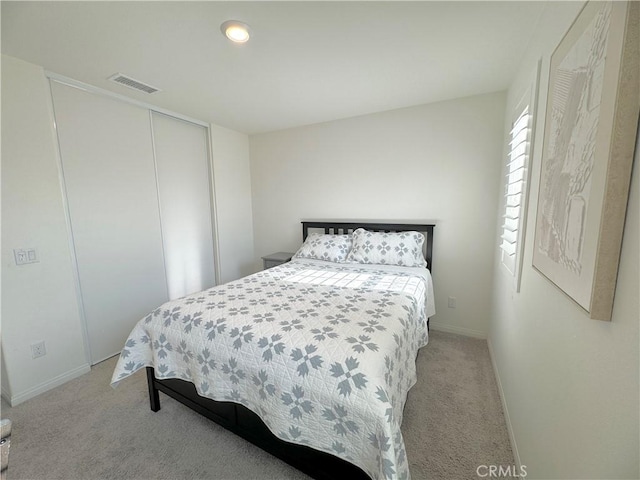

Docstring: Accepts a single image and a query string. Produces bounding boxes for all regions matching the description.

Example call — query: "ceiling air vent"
[108,73,161,94]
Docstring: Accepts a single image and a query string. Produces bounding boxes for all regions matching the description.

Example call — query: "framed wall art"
[532,1,639,321]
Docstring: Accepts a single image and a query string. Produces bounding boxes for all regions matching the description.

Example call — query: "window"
[500,105,530,265]
[499,66,539,292]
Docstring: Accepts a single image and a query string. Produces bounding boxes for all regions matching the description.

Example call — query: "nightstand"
[261,252,294,270]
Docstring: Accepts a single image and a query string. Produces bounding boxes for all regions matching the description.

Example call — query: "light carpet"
[1,330,514,479]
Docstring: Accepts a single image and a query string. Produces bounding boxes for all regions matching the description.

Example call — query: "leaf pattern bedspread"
[111,259,434,480]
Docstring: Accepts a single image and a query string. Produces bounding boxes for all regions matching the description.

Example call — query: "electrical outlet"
[31,341,47,359]
[14,248,39,265]
[448,296,457,308]
[14,249,27,265]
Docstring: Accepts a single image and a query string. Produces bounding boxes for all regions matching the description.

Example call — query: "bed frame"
[146,221,435,480]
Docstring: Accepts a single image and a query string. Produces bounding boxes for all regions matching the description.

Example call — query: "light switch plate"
[27,248,38,262]
[14,248,39,265]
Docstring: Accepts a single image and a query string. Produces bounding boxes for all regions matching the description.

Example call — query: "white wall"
[489,2,639,479]
[1,55,90,404]
[1,54,255,404]
[210,124,255,283]
[250,92,506,337]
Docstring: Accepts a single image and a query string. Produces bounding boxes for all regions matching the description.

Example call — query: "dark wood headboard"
[302,221,435,270]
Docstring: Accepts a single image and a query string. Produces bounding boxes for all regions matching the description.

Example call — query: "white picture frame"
[532,1,639,321]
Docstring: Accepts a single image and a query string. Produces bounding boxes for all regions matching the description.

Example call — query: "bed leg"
[146,367,161,412]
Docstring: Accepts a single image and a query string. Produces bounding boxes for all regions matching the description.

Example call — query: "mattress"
[111,258,434,480]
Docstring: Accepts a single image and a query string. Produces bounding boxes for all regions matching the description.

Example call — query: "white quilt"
[111,259,434,480]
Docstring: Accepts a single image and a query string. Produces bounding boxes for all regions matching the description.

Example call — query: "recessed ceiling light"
[221,20,250,44]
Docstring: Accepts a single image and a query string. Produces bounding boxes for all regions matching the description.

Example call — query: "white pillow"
[346,228,427,267]
[293,233,353,263]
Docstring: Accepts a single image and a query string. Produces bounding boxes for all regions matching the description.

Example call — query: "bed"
[111,221,435,480]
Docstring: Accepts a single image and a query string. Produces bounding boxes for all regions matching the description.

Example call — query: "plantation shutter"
[500,105,530,267]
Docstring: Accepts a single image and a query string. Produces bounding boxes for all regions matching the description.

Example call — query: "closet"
[50,79,216,364]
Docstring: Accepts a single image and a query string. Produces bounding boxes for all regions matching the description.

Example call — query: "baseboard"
[1,387,11,405]
[429,321,487,339]
[7,363,91,406]
[487,337,522,476]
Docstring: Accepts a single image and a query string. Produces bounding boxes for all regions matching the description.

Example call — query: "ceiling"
[1,1,546,134]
